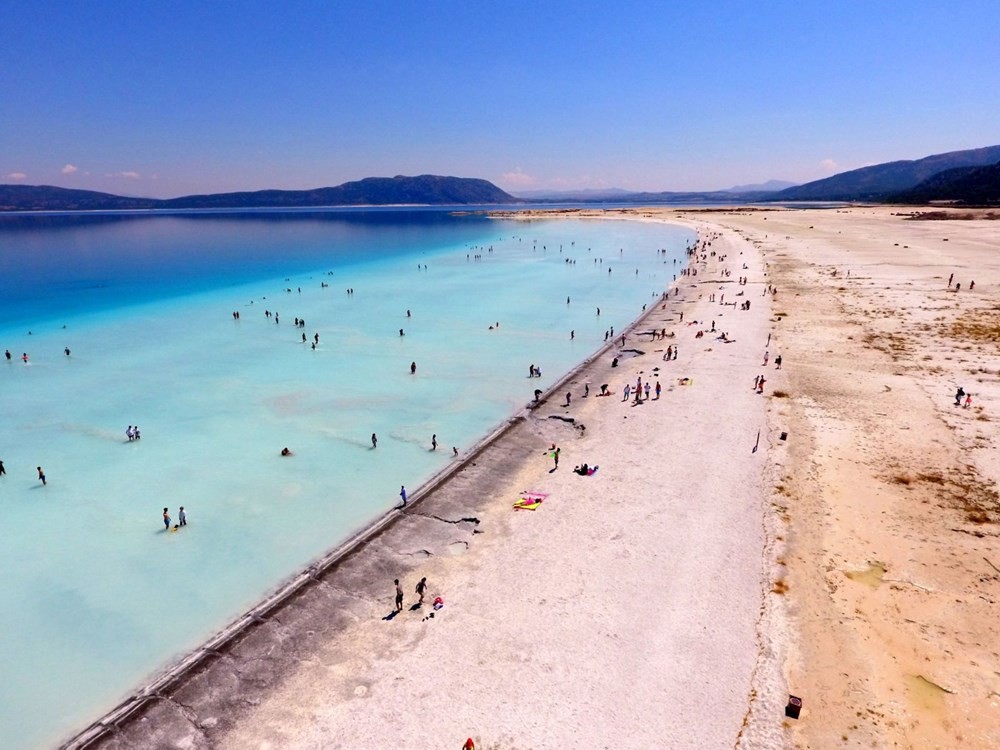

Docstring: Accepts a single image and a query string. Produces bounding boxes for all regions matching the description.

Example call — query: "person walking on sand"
[416,576,427,606]
[394,579,404,612]
[623,384,631,402]
[964,393,973,409]
[564,391,571,406]
[757,375,766,394]
[763,351,769,366]
[163,507,171,530]
[178,506,187,526]
[655,380,661,399]
[954,386,965,406]
[775,354,782,370]
[553,446,560,469]
[644,382,651,400]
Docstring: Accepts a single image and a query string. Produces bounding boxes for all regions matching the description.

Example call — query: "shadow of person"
[382,610,399,621]
[410,603,422,611]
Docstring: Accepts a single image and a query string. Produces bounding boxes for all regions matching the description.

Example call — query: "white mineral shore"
[216,212,782,750]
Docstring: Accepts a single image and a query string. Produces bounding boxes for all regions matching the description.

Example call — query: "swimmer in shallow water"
[281,447,292,456]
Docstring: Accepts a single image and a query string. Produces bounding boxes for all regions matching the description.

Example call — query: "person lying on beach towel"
[573,464,599,476]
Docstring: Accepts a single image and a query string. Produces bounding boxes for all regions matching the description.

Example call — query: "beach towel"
[513,498,543,510]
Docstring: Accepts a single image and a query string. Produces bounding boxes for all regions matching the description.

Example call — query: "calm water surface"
[0,209,693,748]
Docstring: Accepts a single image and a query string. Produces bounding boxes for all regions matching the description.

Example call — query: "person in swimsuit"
[416,577,427,605]
[163,507,171,530]
[394,579,404,612]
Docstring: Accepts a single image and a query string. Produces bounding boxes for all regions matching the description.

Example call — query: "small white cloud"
[106,171,141,179]
[6,171,27,180]
[61,164,78,175]
[819,158,838,172]
[499,168,537,188]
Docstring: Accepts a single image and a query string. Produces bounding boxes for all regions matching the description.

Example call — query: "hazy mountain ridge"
[724,179,798,193]
[773,145,1000,202]
[891,161,1000,205]
[0,175,520,211]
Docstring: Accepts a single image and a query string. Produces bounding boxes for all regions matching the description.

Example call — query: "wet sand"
[71,213,780,749]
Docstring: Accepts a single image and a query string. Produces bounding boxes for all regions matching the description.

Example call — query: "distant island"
[3,146,999,212]
[0,175,521,212]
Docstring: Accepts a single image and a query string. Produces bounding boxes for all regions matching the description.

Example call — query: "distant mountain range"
[772,145,1000,203]
[0,175,519,212]
[512,188,634,201]
[4,147,999,211]
[724,179,798,193]
[889,160,1000,205]
[514,181,797,202]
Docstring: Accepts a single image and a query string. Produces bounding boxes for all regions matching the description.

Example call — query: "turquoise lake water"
[0,209,693,748]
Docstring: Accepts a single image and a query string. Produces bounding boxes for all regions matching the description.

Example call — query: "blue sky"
[2,1,997,197]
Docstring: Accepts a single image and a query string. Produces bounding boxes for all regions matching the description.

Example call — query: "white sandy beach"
[705,205,1000,749]
[209,217,781,750]
[82,205,1000,750]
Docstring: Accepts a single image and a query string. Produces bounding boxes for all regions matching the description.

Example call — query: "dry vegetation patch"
[888,467,1000,524]
[949,309,1000,349]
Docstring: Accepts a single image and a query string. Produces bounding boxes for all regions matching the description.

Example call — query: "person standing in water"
[372,433,378,448]
[410,361,416,374]
[163,507,171,530]
[0,459,5,476]
[399,485,407,507]
[431,434,437,451]
[178,506,187,526]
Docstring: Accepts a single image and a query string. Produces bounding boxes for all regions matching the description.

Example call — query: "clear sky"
[2,1,997,197]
